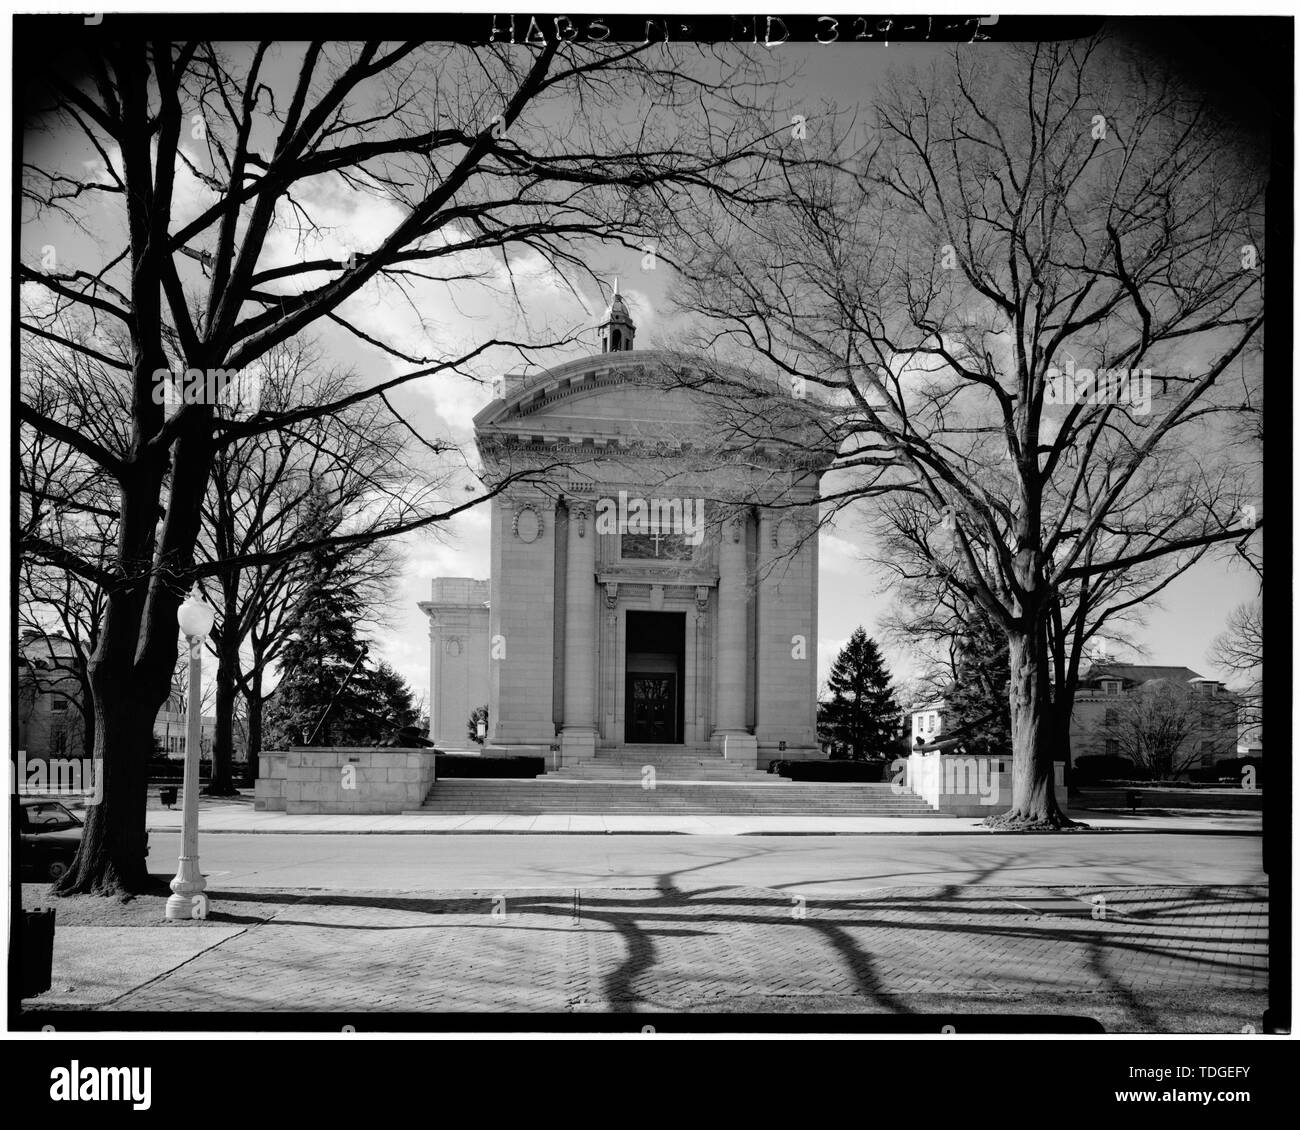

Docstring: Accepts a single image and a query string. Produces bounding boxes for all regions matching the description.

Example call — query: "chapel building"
[422,290,832,770]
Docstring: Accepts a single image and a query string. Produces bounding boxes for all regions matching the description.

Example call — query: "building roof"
[603,290,632,322]
[473,349,836,476]
[1080,663,1209,686]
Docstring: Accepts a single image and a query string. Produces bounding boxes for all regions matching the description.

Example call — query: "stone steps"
[548,763,773,781]
[416,779,942,816]
[552,743,772,782]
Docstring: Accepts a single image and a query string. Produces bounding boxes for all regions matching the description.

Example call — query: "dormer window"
[1103,680,1120,695]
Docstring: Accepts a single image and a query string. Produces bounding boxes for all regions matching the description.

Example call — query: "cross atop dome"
[599,278,635,353]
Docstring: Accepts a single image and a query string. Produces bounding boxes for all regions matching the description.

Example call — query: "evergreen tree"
[822,628,901,760]
[349,660,420,739]
[944,610,1012,757]
[263,489,371,747]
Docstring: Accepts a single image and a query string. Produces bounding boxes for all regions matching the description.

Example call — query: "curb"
[145,824,1262,837]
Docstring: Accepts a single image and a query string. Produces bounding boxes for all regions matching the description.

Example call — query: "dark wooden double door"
[626,673,678,743]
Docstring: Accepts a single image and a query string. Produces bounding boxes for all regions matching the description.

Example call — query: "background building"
[17,632,86,759]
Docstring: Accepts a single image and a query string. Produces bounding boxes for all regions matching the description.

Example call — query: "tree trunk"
[1053,683,1077,793]
[205,633,241,796]
[53,657,160,894]
[78,702,96,766]
[245,665,264,781]
[985,628,1080,829]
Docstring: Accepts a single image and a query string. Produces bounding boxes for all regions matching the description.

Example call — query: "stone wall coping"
[258,747,437,754]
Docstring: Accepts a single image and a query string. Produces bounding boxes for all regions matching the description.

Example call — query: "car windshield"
[25,802,81,829]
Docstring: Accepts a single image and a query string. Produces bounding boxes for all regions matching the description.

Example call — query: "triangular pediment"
[474,350,833,473]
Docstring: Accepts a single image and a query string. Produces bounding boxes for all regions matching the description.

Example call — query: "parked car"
[18,798,149,881]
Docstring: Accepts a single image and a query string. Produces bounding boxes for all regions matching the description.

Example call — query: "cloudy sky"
[20,33,1263,713]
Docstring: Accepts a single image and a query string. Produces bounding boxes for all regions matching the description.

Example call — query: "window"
[1105,739,1118,757]
[1104,708,1118,726]
[620,531,694,561]
[23,802,80,830]
[1104,680,1120,696]
[51,726,67,754]
[50,696,68,713]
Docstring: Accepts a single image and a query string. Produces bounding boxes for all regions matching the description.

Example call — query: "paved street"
[147,831,1265,892]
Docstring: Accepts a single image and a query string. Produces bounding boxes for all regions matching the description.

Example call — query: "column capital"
[722,513,746,542]
[568,499,591,532]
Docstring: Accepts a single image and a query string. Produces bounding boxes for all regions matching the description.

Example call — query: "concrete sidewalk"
[22,882,1268,1030]
[145,804,1262,836]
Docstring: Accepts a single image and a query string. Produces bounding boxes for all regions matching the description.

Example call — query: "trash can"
[19,908,55,998]
[160,786,178,808]
[1127,789,1143,812]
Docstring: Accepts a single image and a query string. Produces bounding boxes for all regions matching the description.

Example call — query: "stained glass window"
[621,531,694,560]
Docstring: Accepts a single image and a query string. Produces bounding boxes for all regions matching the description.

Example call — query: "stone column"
[602,582,619,739]
[712,514,758,763]
[755,510,818,760]
[419,578,491,749]
[694,586,711,742]
[560,500,597,762]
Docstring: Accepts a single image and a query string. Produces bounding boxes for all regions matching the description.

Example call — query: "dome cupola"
[599,279,636,353]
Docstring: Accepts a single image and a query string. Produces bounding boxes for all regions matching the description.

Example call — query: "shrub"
[774,759,886,782]
[435,754,543,779]
[1213,757,1262,787]
[1072,754,1144,784]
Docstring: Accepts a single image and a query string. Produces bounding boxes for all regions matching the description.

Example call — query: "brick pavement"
[98,884,1267,1027]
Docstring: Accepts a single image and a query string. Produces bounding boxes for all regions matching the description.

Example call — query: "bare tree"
[195,338,418,793]
[674,37,1265,827]
[21,35,782,892]
[880,489,1218,776]
[1099,678,1237,779]
[18,335,128,759]
[1210,599,1263,677]
[1209,598,1263,749]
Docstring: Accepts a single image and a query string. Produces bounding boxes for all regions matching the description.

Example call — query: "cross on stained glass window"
[621,530,693,560]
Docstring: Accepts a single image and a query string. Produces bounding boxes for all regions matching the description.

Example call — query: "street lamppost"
[166,585,215,921]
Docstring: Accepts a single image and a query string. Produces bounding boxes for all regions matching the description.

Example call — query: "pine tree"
[944,610,1012,757]
[263,489,370,748]
[349,660,420,738]
[823,628,901,760]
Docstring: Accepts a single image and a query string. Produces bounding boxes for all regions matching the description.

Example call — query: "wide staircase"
[548,743,775,782]
[413,743,941,816]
